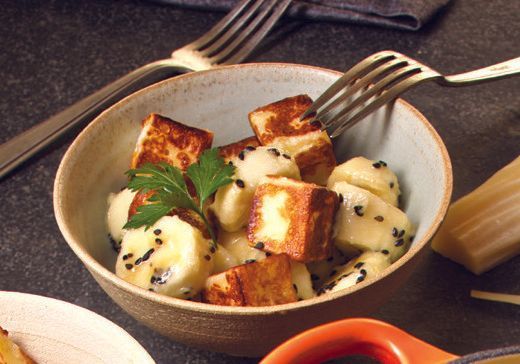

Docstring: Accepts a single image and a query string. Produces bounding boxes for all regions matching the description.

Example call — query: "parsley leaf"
[123,149,235,247]
[187,148,235,210]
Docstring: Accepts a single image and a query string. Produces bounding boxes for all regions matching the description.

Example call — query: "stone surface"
[0,0,519,363]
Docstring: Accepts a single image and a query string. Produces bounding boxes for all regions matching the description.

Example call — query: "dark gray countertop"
[1,1,519,363]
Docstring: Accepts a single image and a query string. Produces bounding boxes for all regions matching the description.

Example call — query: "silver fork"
[302,50,520,138]
[0,0,291,179]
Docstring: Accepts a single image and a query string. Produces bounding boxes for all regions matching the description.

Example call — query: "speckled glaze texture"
[0,291,154,364]
[54,63,452,357]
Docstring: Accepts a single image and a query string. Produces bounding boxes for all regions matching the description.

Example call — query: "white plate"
[0,291,154,364]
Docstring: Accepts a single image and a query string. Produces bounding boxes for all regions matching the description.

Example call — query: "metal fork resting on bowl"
[303,50,520,138]
[0,0,291,179]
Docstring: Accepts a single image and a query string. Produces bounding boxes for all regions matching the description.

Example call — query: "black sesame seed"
[134,258,143,266]
[354,262,365,269]
[122,254,129,260]
[228,161,234,166]
[389,182,394,188]
[148,288,154,292]
[153,229,161,236]
[142,248,154,262]
[338,193,344,204]
[293,284,298,293]
[125,263,133,270]
[268,148,280,157]
[398,229,405,238]
[326,256,334,262]
[381,249,389,255]
[238,151,245,160]
[282,153,291,160]
[310,273,320,281]
[150,276,156,284]
[354,205,364,216]
[127,253,133,258]
[356,275,366,283]
[204,255,211,261]
[210,246,216,254]
[245,259,256,264]
[409,236,415,242]
[392,227,399,237]
[359,269,367,276]
[254,242,265,249]
[245,146,256,151]
[265,252,272,257]
[155,238,163,245]
[379,160,387,167]
[235,179,245,188]
[372,162,381,169]
[310,120,322,128]
[394,238,405,247]
[374,215,384,222]
[329,269,337,277]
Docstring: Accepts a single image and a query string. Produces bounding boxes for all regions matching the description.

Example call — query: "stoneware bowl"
[54,63,452,357]
[0,291,154,363]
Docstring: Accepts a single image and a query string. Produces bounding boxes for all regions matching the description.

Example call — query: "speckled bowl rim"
[54,62,453,316]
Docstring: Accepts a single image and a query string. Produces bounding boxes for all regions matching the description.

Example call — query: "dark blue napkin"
[149,0,452,31]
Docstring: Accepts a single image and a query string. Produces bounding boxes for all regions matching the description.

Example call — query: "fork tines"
[190,0,292,65]
[303,51,436,138]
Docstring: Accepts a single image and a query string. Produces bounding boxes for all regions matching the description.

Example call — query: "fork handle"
[443,56,520,86]
[0,59,191,179]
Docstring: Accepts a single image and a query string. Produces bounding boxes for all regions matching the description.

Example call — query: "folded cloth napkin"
[149,0,452,31]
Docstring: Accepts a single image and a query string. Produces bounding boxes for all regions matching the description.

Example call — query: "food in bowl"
[55,63,452,356]
[106,94,415,306]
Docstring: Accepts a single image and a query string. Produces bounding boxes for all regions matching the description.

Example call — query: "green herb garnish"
[123,148,235,247]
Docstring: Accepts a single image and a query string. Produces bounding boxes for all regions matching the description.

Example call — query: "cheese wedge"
[432,156,520,274]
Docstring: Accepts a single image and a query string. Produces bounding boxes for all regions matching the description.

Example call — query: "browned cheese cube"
[248,95,336,185]
[202,254,298,306]
[247,176,339,262]
[131,113,213,170]
[218,136,260,162]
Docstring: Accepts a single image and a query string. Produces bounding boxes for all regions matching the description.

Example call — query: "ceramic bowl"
[54,63,452,357]
[0,291,154,363]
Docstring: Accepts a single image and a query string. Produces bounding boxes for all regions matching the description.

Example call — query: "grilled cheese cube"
[327,157,401,207]
[247,176,338,262]
[218,136,260,162]
[202,254,298,306]
[317,252,390,295]
[131,113,213,170]
[211,146,300,232]
[248,95,336,185]
[331,182,415,263]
